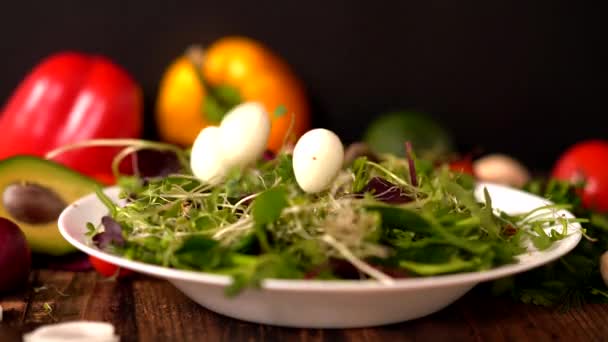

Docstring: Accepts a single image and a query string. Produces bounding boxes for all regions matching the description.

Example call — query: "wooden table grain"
[1,269,607,342]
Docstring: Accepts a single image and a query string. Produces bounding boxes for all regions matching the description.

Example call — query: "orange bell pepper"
[156,36,311,152]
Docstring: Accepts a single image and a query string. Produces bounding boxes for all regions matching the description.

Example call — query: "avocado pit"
[2,182,67,224]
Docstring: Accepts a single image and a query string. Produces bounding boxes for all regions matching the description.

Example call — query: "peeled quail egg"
[219,102,270,168]
[190,126,226,184]
[292,128,344,193]
[190,102,271,184]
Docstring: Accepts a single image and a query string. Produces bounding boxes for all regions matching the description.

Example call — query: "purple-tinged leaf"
[362,177,413,204]
[263,150,276,161]
[93,216,125,249]
[304,259,409,280]
[304,259,360,280]
[133,150,182,179]
[373,264,410,279]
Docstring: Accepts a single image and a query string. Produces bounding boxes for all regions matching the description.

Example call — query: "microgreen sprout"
[80,139,573,295]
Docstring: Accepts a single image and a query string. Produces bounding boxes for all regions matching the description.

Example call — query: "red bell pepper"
[0,52,142,183]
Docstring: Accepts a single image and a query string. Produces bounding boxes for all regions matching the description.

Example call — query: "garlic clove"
[473,153,531,188]
[600,251,608,287]
[23,321,119,342]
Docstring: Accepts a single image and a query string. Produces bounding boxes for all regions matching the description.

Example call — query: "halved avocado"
[364,110,454,159]
[0,156,100,255]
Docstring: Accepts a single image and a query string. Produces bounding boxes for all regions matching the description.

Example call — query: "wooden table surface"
[1,269,607,342]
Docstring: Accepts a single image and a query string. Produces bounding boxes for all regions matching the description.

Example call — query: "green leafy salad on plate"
[76,103,581,295]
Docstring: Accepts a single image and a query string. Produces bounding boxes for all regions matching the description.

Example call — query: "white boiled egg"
[219,102,270,168]
[292,128,344,193]
[190,126,226,184]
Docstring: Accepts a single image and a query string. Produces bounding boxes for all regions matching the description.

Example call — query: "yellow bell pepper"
[156,36,311,152]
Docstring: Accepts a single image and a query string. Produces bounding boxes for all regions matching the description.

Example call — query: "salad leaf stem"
[321,234,394,284]
[399,257,481,275]
[366,161,409,187]
[404,141,418,187]
[95,185,117,217]
[44,138,190,177]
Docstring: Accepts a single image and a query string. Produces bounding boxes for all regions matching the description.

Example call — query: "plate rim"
[58,182,582,292]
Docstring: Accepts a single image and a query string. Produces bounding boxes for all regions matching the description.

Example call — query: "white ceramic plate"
[58,182,581,328]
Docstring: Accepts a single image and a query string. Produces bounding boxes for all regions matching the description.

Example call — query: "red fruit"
[449,156,475,176]
[552,140,608,212]
[89,255,132,278]
[0,217,32,293]
[0,52,142,181]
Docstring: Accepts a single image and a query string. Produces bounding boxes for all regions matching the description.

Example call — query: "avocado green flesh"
[0,156,100,255]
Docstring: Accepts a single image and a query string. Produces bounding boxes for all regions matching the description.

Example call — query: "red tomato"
[89,256,133,278]
[552,140,608,212]
[449,156,475,176]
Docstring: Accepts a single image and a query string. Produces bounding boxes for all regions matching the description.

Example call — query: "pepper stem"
[185,45,242,124]
[185,45,209,90]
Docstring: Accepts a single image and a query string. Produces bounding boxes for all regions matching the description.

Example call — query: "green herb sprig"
[88,146,576,296]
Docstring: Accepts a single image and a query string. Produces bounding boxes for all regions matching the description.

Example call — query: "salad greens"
[88,147,578,295]
[492,179,608,309]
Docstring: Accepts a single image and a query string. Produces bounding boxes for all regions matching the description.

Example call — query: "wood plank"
[81,274,139,341]
[131,276,222,341]
[4,270,608,341]
[0,270,33,342]
[0,269,37,327]
[22,269,92,328]
[127,278,478,342]
[454,289,606,342]
[335,303,474,342]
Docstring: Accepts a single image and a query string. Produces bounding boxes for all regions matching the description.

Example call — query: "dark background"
[0,1,603,171]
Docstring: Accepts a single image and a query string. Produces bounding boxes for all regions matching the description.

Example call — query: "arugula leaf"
[352,157,370,193]
[251,187,289,252]
[367,205,431,234]
[252,187,289,226]
[443,180,500,239]
[528,223,553,250]
[224,253,302,296]
[172,236,229,270]
[274,154,296,184]
[369,204,489,255]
